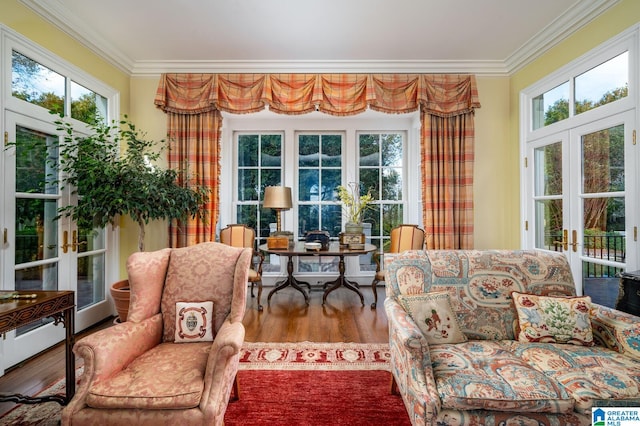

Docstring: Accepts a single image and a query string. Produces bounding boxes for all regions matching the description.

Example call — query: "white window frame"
[220,109,421,286]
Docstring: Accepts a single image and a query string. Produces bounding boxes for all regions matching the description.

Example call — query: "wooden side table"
[0,290,75,405]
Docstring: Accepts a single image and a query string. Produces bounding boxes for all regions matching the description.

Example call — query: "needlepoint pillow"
[175,301,214,342]
[398,292,467,345]
[511,291,594,346]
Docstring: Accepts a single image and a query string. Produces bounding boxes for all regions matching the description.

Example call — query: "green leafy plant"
[336,182,374,224]
[52,115,210,251]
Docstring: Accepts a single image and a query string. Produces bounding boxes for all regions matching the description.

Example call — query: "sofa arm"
[200,319,245,423]
[591,304,640,361]
[384,297,441,425]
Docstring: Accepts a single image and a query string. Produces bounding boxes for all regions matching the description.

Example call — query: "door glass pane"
[575,52,628,115]
[583,261,622,308]
[15,263,58,335]
[582,125,624,193]
[535,199,563,251]
[11,51,65,115]
[15,199,58,263]
[534,142,562,196]
[78,253,105,310]
[16,126,58,194]
[582,197,625,262]
[532,82,569,130]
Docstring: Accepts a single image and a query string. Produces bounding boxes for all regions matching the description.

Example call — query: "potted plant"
[337,182,374,234]
[52,115,210,321]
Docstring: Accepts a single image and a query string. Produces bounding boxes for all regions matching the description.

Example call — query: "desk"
[259,242,376,306]
[0,291,75,406]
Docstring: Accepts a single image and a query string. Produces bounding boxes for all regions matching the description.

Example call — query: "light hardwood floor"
[0,285,389,416]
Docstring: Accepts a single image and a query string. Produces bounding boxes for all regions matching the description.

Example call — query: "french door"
[1,111,112,373]
[526,111,637,306]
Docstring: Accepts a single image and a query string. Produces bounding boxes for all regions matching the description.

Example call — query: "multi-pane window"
[531,51,628,130]
[359,133,404,258]
[235,133,283,242]
[297,133,343,237]
[234,129,406,276]
[12,50,108,125]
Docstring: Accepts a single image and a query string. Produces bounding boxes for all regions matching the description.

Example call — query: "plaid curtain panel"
[155,73,480,248]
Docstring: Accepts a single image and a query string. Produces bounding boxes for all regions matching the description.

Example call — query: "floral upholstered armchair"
[62,242,251,426]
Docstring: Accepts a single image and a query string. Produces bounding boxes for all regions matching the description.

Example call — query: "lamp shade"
[263,186,292,210]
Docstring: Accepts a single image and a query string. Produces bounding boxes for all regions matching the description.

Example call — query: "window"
[359,133,404,257]
[235,133,283,242]
[297,133,343,237]
[12,50,65,115]
[530,51,628,131]
[11,50,108,125]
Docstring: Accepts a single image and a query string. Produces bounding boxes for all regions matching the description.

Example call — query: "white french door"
[526,110,637,305]
[2,111,111,372]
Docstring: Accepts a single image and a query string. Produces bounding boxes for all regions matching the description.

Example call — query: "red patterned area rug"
[0,342,409,426]
[227,341,410,425]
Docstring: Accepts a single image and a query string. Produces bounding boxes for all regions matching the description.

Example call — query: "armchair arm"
[63,314,163,418]
[200,319,246,423]
[384,297,440,424]
[591,303,640,361]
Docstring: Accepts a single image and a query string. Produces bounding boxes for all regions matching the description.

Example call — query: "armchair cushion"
[512,292,594,346]
[398,292,467,345]
[86,342,211,409]
[175,302,214,342]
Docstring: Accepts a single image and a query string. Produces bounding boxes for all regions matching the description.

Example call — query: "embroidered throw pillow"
[512,291,593,346]
[397,292,467,345]
[175,301,214,342]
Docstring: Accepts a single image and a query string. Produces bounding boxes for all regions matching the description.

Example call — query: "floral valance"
[155,73,480,118]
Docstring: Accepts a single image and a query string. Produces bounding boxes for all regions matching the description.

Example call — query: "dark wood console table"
[0,290,75,405]
[259,242,376,306]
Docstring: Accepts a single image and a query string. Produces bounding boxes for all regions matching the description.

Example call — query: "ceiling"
[21,0,619,76]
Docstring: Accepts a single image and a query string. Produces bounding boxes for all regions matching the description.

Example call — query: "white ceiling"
[21,0,619,76]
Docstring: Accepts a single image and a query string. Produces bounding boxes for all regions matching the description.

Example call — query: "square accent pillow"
[397,292,467,344]
[512,291,593,346]
[175,301,214,342]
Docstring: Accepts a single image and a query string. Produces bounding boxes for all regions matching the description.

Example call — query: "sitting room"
[1,0,640,424]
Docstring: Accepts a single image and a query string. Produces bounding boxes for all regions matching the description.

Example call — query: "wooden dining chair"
[220,224,265,311]
[370,224,425,309]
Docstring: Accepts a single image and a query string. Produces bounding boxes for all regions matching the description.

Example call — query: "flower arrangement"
[336,182,374,224]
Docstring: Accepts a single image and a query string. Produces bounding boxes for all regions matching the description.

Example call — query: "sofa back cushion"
[385,250,576,340]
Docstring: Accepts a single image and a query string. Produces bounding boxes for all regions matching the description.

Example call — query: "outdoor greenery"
[542,86,627,252]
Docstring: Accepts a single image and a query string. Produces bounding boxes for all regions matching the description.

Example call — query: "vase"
[110,279,130,322]
[345,222,364,234]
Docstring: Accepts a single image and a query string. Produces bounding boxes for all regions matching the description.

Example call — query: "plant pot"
[345,222,364,234]
[110,279,130,322]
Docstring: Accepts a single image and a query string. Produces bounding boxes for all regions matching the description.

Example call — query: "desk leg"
[268,255,310,305]
[0,306,75,406]
[64,305,76,404]
[322,256,364,306]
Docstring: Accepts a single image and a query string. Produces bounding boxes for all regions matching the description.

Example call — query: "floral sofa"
[384,249,640,425]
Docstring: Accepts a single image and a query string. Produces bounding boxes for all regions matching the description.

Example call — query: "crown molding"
[130,59,509,77]
[505,0,620,74]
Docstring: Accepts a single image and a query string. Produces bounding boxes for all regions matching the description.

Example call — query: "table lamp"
[263,186,292,234]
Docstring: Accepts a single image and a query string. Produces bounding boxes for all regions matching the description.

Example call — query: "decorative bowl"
[304,242,322,251]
